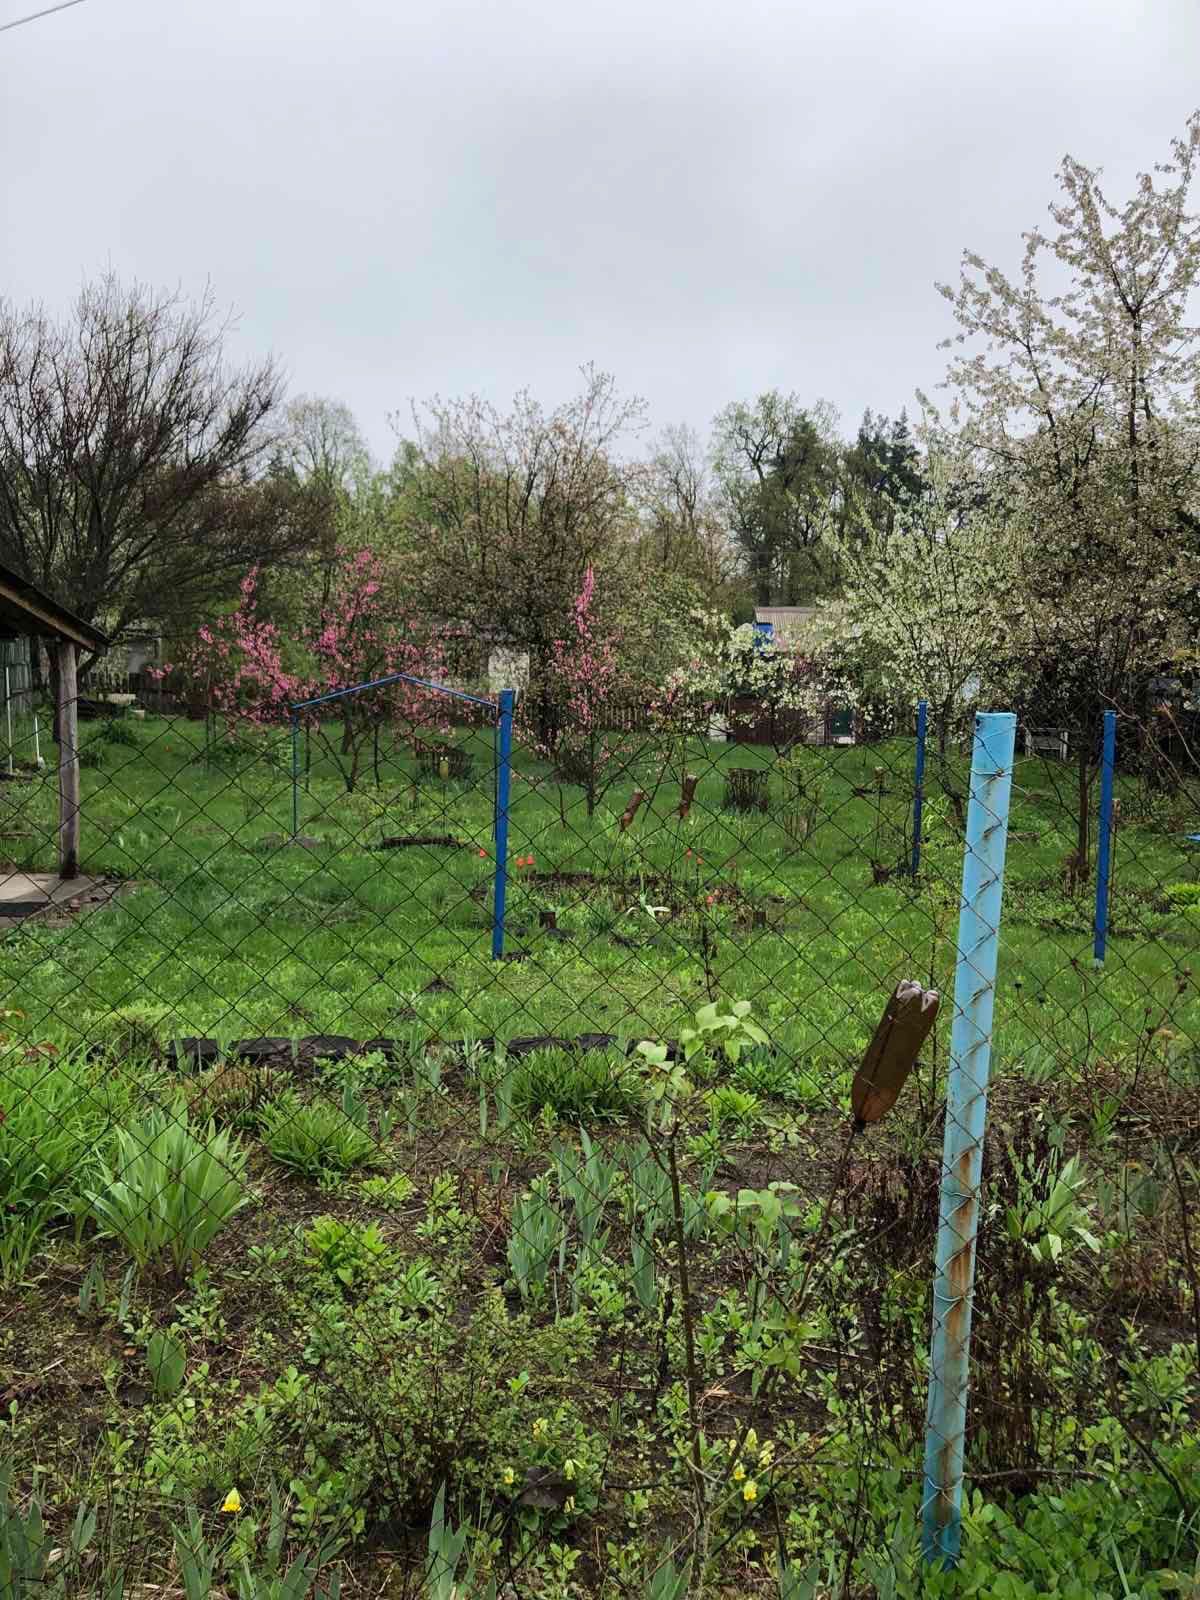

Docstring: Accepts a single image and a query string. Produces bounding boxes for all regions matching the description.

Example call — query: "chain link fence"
[0,683,1196,1598]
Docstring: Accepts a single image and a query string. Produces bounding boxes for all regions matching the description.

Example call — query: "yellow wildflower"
[732,1462,745,1482]
[759,1441,775,1466]
[744,1428,758,1455]
[742,1480,757,1504]
[532,1417,549,1440]
[563,1458,577,1480]
[220,1489,241,1514]
[564,1496,576,1513]
[501,1467,515,1487]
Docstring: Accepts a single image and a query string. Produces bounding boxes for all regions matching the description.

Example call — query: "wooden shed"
[0,563,109,878]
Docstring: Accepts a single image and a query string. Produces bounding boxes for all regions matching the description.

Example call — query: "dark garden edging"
[160,1031,682,1070]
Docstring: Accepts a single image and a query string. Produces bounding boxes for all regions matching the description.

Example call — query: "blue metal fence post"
[290,712,300,842]
[1093,710,1117,965]
[492,689,515,960]
[911,699,928,877]
[922,710,1017,1569]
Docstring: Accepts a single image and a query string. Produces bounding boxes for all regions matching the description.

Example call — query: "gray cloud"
[3,0,1196,459]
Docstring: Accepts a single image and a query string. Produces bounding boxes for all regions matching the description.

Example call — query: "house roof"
[0,562,110,652]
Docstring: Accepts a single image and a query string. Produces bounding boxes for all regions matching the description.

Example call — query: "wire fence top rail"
[289,670,502,714]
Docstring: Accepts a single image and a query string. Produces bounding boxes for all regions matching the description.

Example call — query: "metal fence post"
[492,689,515,960]
[911,699,928,877]
[922,710,1016,1569]
[1093,710,1117,965]
[290,712,300,843]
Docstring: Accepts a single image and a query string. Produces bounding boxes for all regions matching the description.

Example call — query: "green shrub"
[1165,881,1200,908]
[86,1108,250,1273]
[259,1086,382,1177]
[509,1048,641,1123]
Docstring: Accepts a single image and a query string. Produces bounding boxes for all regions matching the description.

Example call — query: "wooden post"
[57,640,80,879]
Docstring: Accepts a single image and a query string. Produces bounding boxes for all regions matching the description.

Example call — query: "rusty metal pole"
[921,711,1016,1568]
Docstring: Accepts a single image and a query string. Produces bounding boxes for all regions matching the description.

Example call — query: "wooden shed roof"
[0,562,109,652]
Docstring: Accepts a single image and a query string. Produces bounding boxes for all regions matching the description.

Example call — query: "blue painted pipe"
[492,689,515,959]
[922,711,1017,1568]
[1093,711,1117,964]
[912,700,928,877]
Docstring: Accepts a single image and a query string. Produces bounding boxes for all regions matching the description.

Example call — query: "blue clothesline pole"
[1093,710,1117,965]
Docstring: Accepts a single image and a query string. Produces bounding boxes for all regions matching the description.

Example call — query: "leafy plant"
[86,1109,250,1273]
[508,1179,565,1303]
[1004,1152,1100,1263]
[510,1048,641,1123]
[146,1326,188,1398]
[259,1082,383,1177]
[301,1215,396,1292]
[0,1460,100,1599]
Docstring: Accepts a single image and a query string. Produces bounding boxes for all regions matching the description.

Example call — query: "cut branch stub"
[851,980,940,1126]
[677,773,699,821]
[619,789,646,831]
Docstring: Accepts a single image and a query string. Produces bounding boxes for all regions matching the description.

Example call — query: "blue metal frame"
[922,711,1016,1569]
[1093,710,1117,964]
[290,671,497,713]
[911,699,928,877]
[288,674,515,960]
[492,689,515,960]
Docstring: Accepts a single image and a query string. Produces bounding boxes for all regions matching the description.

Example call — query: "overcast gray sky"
[3,0,1197,462]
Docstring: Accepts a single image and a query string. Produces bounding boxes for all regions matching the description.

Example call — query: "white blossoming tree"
[928,108,1200,871]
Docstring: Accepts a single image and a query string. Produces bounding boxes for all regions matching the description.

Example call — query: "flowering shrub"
[168,548,451,790]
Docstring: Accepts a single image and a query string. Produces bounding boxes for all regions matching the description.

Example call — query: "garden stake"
[922,711,1016,1569]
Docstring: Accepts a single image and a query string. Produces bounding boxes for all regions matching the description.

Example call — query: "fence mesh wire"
[0,683,1196,1598]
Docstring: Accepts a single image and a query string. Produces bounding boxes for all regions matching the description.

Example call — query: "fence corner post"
[911,699,928,877]
[1093,710,1117,965]
[921,709,1016,1570]
[492,688,515,960]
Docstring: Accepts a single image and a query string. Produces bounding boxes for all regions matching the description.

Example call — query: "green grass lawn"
[1,711,1197,1092]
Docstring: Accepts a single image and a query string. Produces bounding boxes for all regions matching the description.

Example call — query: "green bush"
[258,1087,382,1177]
[86,1108,250,1273]
[1165,881,1200,908]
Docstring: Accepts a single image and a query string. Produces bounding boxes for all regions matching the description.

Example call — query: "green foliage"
[146,1326,188,1398]
[301,1215,396,1292]
[507,1178,565,1303]
[0,1460,98,1598]
[358,1170,414,1207]
[510,1048,641,1123]
[259,1082,384,1177]
[0,1048,128,1216]
[86,1108,250,1273]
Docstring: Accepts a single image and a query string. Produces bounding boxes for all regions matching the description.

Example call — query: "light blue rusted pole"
[492,689,515,959]
[1093,710,1117,965]
[922,711,1016,1568]
[911,699,928,877]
